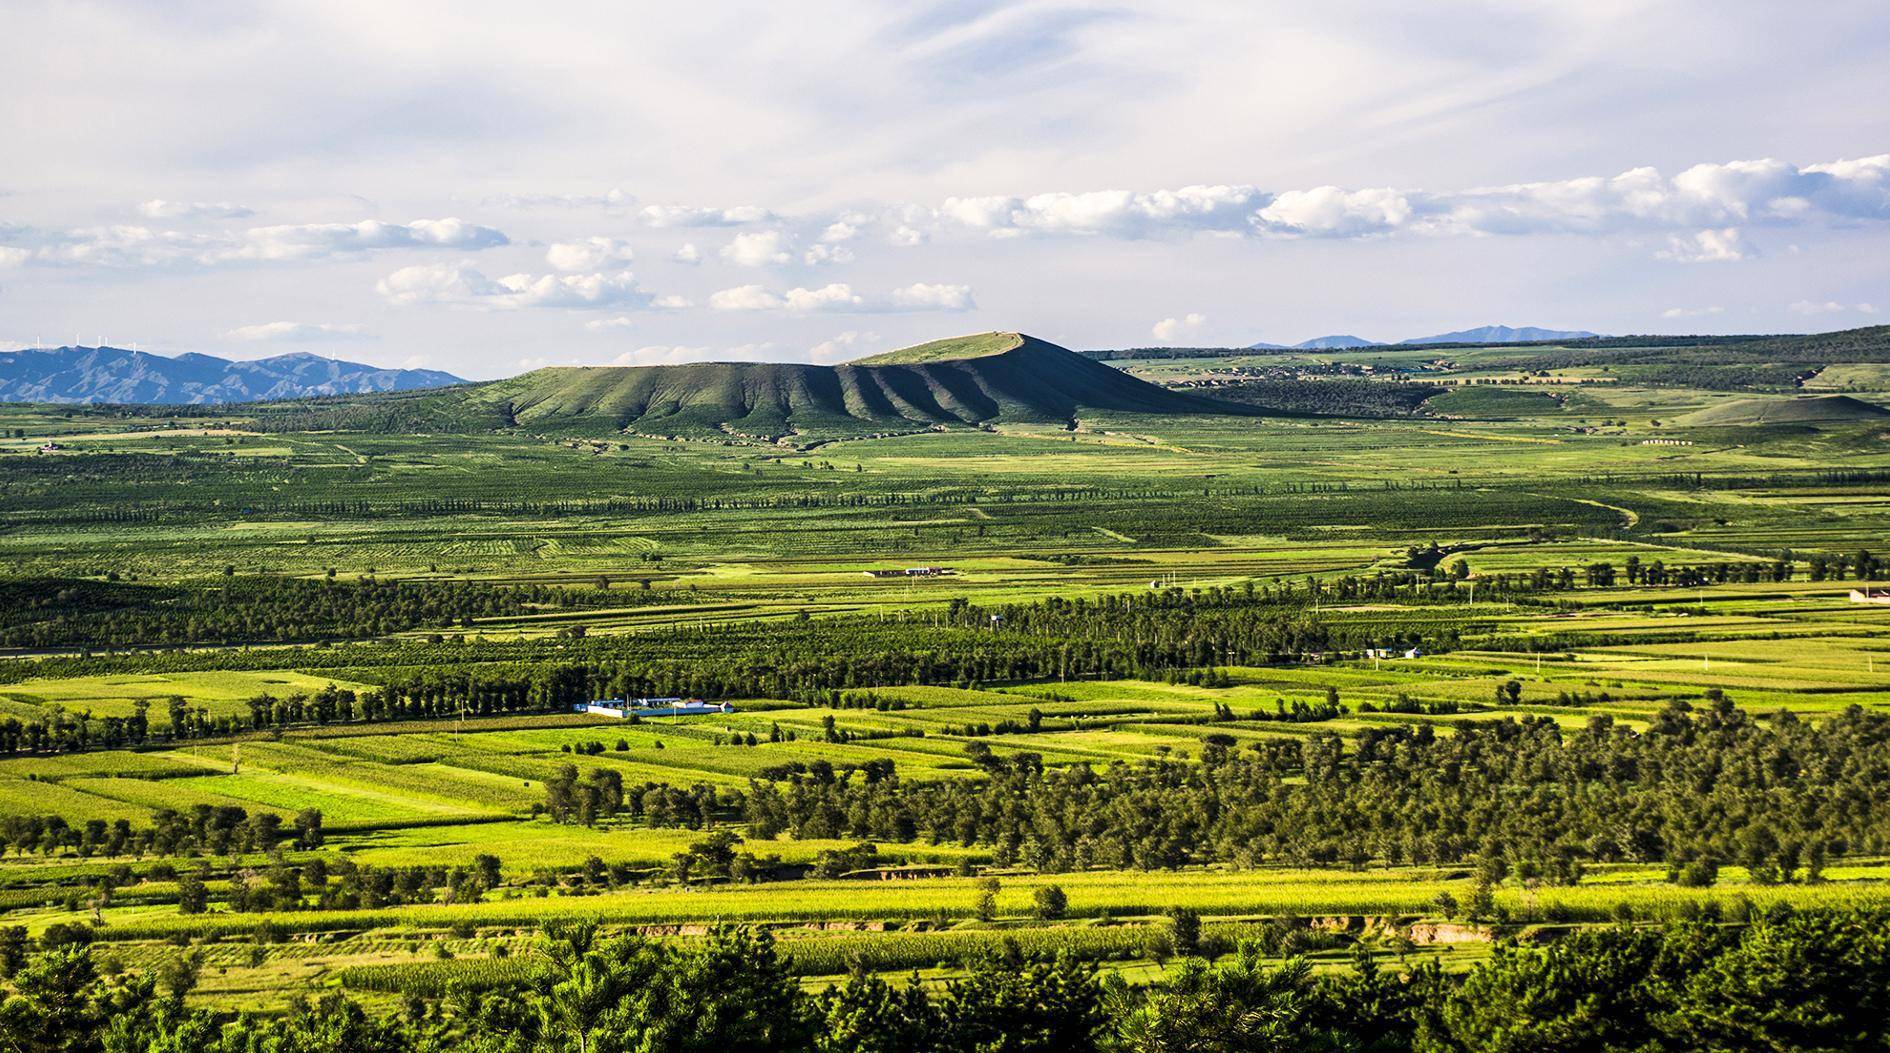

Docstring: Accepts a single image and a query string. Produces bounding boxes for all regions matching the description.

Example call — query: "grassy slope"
[851,332,1023,364]
[1677,394,1890,426]
[462,333,1250,440]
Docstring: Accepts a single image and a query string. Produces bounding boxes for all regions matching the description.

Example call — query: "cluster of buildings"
[574,697,735,719]
[863,567,950,578]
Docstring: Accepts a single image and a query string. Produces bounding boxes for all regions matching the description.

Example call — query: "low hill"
[1237,336,1381,350]
[1677,394,1890,427]
[1400,324,1598,345]
[1290,335,1377,350]
[456,332,1253,440]
[0,346,464,404]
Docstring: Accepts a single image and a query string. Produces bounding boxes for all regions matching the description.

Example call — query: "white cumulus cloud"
[547,237,635,272]
[942,184,1262,239]
[803,243,855,266]
[1656,228,1751,263]
[707,284,786,311]
[925,154,1890,247]
[226,218,509,263]
[721,230,794,267]
[1255,188,1413,238]
[707,283,864,312]
[889,282,975,310]
[821,221,861,243]
[808,330,880,363]
[785,284,867,312]
[1151,313,1208,341]
[708,282,973,313]
[639,204,775,228]
[377,263,654,310]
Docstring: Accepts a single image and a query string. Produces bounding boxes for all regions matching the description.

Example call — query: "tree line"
[733,698,1887,879]
[0,805,321,860]
[2,911,1887,1051]
[0,576,625,650]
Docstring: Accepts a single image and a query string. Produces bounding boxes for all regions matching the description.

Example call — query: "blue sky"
[2,0,1887,377]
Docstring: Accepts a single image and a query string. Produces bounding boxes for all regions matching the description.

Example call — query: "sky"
[2,0,1888,380]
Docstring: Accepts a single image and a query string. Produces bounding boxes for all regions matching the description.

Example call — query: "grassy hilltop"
[457,331,1245,440]
[1676,393,1890,426]
[850,330,1029,364]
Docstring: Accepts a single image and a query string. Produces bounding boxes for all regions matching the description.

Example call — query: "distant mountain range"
[1399,325,1599,345]
[1247,325,1599,350]
[0,346,465,404]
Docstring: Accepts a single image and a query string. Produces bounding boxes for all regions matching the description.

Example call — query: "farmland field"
[3,338,1890,1023]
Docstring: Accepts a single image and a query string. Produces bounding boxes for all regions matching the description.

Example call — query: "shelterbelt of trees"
[3,912,1888,1052]
[728,698,1885,881]
[3,541,1867,660]
[0,805,323,860]
[0,576,628,650]
[5,557,1887,756]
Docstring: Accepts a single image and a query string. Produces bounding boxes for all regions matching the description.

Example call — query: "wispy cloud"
[225,321,373,342]
[140,199,254,220]
[639,204,776,228]
[9,217,508,268]
[707,282,974,313]
[1790,299,1878,315]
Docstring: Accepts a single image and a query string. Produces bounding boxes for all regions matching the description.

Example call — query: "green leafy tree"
[528,922,812,1053]
[1417,926,1703,1053]
[937,952,1105,1053]
[1668,911,1890,1051]
[1112,951,1322,1053]
[814,967,939,1053]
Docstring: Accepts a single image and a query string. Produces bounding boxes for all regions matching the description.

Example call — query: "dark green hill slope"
[1677,394,1890,427]
[460,332,1249,440]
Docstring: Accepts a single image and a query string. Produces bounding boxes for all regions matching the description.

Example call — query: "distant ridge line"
[0,345,465,405]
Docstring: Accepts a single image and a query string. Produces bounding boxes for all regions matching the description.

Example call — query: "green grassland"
[4,332,1890,1010]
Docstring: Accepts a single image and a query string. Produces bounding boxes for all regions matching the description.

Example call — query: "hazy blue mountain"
[1292,335,1378,349]
[1399,325,1599,345]
[1244,340,1290,350]
[0,346,465,404]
